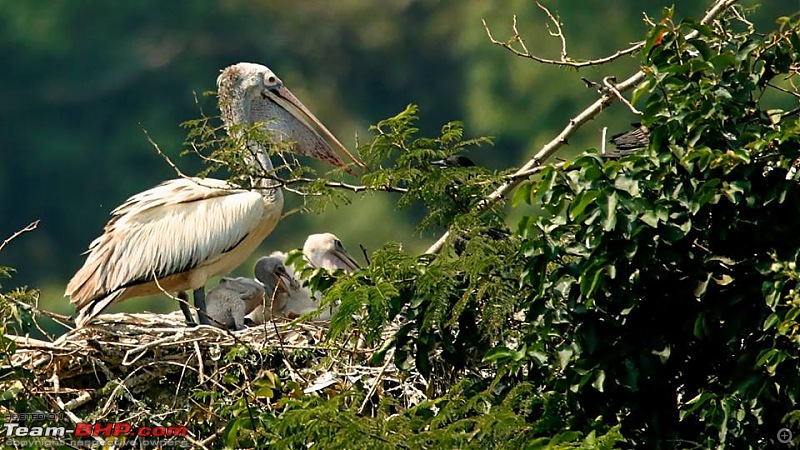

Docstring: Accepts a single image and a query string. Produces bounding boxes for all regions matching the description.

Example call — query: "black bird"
[431,155,476,168]
[605,123,650,158]
[453,227,510,256]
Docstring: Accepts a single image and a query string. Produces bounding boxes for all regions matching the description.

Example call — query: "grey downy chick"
[250,233,360,322]
[246,256,301,324]
[205,277,265,330]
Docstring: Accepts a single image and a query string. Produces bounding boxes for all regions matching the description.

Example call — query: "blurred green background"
[0,0,792,320]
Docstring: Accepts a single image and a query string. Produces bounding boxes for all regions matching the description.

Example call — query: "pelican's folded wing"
[66,177,265,309]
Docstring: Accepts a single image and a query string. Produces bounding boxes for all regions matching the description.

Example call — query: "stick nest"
[3,310,428,446]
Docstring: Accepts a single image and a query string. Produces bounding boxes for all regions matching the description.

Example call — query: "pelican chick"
[247,233,360,323]
[246,256,301,324]
[303,233,360,272]
[205,277,265,330]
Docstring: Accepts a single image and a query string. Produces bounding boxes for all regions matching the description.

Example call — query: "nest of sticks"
[3,307,428,447]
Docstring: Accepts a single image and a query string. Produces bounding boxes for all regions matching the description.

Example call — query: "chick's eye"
[267,75,276,84]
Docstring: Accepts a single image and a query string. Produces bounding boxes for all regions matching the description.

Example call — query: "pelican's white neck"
[220,87,279,191]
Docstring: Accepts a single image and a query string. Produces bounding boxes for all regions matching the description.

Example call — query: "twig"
[283,177,408,194]
[50,373,105,446]
[142,126,190,180]
[767,81,800,100]
[729,4,753,28]
[63,391,92,411]
[194,340,205,385]
[602,76,643,115]
[0,220,39,253]
[359,347,395,415]
[482,15,644,68]
[427,0,740,255]
[601,127,608,154]
[536,2,567,61]
[360,244,371,266]
[1,293,73,325]
[264,286,308,384]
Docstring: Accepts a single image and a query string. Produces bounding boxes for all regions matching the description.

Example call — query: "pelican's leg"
[177,291,197,326]
[194,287,210,325]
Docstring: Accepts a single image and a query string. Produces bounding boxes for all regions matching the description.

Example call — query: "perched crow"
[605,123,650,157]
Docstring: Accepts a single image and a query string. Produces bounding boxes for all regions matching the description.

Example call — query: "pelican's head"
[254,256,300,297]
[303,233,360,272]
[217,62,363,172]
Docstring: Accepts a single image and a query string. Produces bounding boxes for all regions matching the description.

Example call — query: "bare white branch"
[483,6,645,69]
[536,2,567,61]
[603,76,643,115]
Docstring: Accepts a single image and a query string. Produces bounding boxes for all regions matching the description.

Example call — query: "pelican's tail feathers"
[73,290,124,328]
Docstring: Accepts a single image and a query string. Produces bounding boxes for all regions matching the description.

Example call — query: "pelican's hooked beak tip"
[330,141,365,173]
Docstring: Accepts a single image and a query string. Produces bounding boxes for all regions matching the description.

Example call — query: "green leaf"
[592,369,606,392]
[688,38,712,60]
[631,79,654,106]
[601,192,618,232]
[640,210,659,228]
[512,181,533,207]
[570,190,601,221]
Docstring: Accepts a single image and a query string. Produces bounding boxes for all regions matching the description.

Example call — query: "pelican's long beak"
[276,270,300,294]
[265,85,365,172]
[331,248,361,272]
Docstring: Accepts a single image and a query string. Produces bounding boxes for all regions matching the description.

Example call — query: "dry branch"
[482,4,644,68]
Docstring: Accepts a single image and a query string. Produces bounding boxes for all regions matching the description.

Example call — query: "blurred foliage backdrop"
[0,0,790,317]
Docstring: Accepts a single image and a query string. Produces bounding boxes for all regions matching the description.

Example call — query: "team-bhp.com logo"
[4,422,188,446]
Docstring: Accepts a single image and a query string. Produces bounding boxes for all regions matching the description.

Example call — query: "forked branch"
[482,2,644,68]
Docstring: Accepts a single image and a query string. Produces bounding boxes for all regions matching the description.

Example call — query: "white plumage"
[67,63,360,327]
[302,233,360,272]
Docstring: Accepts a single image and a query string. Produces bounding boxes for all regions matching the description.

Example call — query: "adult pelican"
[66,63,361,327]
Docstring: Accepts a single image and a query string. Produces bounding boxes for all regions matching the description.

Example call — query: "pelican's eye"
[265,74,278,86]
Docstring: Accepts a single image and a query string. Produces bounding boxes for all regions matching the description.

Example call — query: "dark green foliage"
[506,11,800,447]
[359,104,500,231]
[0,272,47,427]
